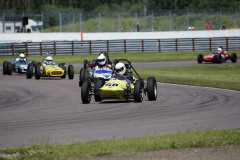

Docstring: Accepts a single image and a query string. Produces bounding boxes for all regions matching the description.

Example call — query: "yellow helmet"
[19,53,25,58]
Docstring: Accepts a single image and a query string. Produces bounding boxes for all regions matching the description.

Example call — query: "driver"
[95,54,112,69]
[42,56,55,67]
[114,62,133,83]
[17,53,27,63]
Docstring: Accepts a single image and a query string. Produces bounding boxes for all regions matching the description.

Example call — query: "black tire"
[79,68,89,87]
[35,65,41,80]
[134,80,144,102]
[68,65,74,79]
[83,59,88,69]
[3,61,8,75]
[147,77,157,101]
[81,79,92,104]
[197,54,203,63]
[7,62,12,75]
[214,54,222,64]
[37,62,42,66]
[94,78,104,102]
[26,63,33,79]
[32,61,36,68]
[230,53,237,63]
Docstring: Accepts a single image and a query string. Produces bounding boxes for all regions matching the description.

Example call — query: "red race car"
[197,48,237,64]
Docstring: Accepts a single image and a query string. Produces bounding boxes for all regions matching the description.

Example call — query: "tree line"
[1,0,240,11]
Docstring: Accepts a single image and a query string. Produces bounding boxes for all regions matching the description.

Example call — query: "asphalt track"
[0,61,240,149]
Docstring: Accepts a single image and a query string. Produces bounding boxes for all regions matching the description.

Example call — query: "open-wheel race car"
[3,53,36,75]
[197,48,237,64]
[26,53,74,80]
[81,59,158,104]
[79,51,113,87]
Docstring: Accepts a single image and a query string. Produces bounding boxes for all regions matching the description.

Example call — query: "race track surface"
[0,61,240,149]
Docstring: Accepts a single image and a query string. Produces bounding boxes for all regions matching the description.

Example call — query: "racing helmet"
[97,54,106,66]
[19,53,25,58]
[217,47,222,53]
[115,62,126,75]
[46,56,53,65]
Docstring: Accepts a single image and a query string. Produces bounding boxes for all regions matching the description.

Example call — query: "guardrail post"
[192,38,195,51]
[12,43,14,56]
[226,37,229,51]
[209,38,212,51]
[107,40,109,53]
[124,40,127,53]
[72,41,74,55]
[175,39,178,52]
[40,42,42,56]
[25,42,28,56]
[54,41,56,56]
[158,39,161,52]
[89,41,92,55]
[142,40,144,53]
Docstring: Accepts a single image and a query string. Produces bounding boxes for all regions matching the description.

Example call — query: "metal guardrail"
[0,37,240,57]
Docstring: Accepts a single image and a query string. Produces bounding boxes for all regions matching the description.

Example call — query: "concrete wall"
[0,30,240,43]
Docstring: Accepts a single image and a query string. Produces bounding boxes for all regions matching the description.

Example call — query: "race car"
[81,59,157,104]
[2,53,36,75]
[79,51,113,87]
[197,48,237,64]
[26,53,74,80]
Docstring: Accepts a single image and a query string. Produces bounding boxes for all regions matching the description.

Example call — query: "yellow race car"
[26,55,74,80]
[81,59,157,103]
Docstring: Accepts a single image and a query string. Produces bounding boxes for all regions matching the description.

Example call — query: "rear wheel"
[214,54,222,64]
[3,61,8,75]
[68,65,74,79]
[81,79,92,104]
[94,78,104,102]
[147,77,157,101]
[26,64,33,79]
[35,65,41,80]
[230,53,237,63]
[134,80,144,102]
[197,54,203,63]
[7,62,12,75]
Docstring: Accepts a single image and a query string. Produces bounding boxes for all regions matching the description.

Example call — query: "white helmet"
[115,63,126,75]
[217,47,222,53]
[46,56,53,65]
[97,54,106,66]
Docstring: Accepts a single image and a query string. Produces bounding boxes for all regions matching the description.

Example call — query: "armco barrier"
[0,37,240,57]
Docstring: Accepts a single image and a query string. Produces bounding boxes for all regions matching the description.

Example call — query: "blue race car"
[3,53,36,75]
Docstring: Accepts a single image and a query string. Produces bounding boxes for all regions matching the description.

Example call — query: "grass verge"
[1,51,237,65]
[0,128,239,160]
[137,65,240,91]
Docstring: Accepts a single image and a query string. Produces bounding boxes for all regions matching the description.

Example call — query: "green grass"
[137,65,240,91]
[0,51,215,65]
[0,129,239,160]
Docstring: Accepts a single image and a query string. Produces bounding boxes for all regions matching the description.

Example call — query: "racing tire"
[83,59,88,69]
[35,65,41,80]
[94,78,104,102]
[214,54,222,64]
[134,80,144,102]
[68,65,74,79]
[197,54,203,63]
[3,61,8,75]
[147,77,157,101]
[32,61,36,68]
[230,53,237,63]
[81,79,92,104]
[7,62,12,75]
[79,68,89,87]
[26,63,33,79]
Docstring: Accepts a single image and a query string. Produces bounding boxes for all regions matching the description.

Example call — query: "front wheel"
[81,79,92,104]
[7,62,12,75]
[197,54,203,63]
[147,77,157,101]
[79,68,89,87]
[35,65,41,80]
[3,61,8,75]
[230,53,237,63]
[94,78,104,102]
[134,80,144,102]
[26,64,33,79]
[83,59,88,69]
[68,65,74,79]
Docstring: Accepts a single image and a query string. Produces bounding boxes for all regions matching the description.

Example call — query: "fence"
[1,9,240,33]
[1,37,239,57]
